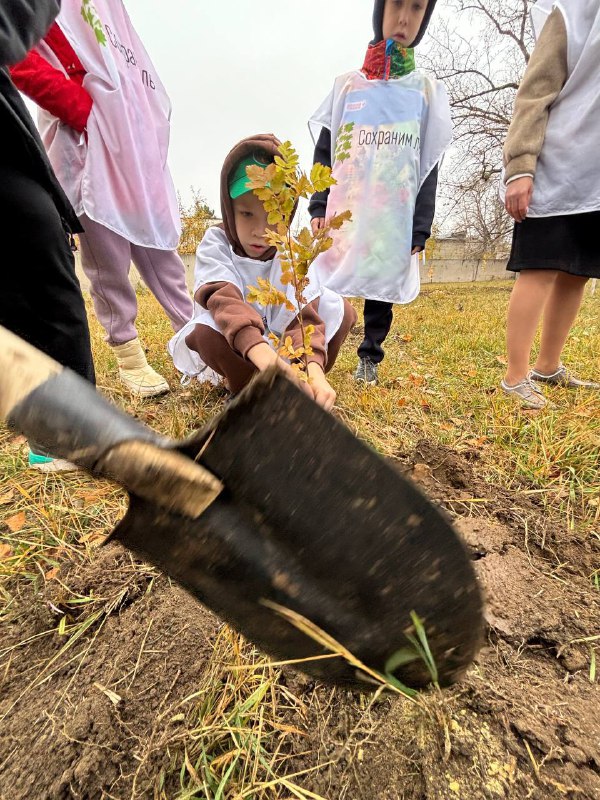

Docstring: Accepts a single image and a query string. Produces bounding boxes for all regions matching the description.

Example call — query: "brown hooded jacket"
[196,134,328,367]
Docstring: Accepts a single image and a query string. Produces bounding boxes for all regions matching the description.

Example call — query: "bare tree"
[421,0,536,246]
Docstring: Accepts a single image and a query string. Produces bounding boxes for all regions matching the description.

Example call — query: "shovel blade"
[113,371,483,690]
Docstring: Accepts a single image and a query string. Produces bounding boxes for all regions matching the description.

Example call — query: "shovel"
[0,325,483,690]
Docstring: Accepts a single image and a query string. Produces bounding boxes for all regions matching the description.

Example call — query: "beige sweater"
[503,9,569,183]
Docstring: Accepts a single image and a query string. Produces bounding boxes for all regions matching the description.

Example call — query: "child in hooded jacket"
[169,134,357,411]
[309,0,451,385]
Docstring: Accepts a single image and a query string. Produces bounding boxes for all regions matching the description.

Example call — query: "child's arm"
[412,165,439,253]
[196,281,328,403]
[9,25,92,133]
[309,128,332,234]
[503,9,568,221]
[196,282,266,360]
[285,301,336,411]
[285,301,327,369]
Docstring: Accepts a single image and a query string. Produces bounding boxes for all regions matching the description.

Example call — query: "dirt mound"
[1,441,599,799]
[0,547,220,799]
[282,444,600,799]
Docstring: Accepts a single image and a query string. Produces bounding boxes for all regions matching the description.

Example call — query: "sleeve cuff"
[233,327,265,359]
[504,154,537,183]
[505,173,534,185]
[306,353,326,369]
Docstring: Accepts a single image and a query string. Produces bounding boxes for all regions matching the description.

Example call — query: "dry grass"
[0,281,598,798]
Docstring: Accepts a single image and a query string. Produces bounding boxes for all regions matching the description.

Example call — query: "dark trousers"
[0,163,95,384]
[357,299,394,364]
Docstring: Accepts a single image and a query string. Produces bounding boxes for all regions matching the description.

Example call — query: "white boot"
[112,338,170,398]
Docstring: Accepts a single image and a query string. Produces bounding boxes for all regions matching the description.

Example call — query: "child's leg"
[504,269,558,385]
[186,324,255,394]
[325,300,358,373]
[357,299,394,363]
[130,244,193,333]
[78,215,138,345]
[533,273,589,375]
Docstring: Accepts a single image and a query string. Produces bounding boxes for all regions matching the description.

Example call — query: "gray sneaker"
[530,365,600,390]
[501,378,547,409]
[354,358,378,385]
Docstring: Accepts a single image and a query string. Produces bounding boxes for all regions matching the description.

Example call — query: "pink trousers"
[78,214,193,345]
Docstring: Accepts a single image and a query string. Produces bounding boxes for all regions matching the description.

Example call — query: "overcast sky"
[22,1,474,221]
[122,0,374,212]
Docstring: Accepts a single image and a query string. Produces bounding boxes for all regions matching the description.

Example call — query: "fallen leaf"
[400,334,414,343]
[5,511,26,532]
[45,567,60,581]
[465,437,488,448]
[79,530,107,548]
[0,489,15,505]
[409,373,425,387]
[0,543,13,559]
[467,369,478,378]
[79,490,107,505]
[397,398,408,408]
[495,355,508,366]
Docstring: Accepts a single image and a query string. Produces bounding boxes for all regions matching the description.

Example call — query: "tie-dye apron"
[310,70,452,304]
[36,0,180,249]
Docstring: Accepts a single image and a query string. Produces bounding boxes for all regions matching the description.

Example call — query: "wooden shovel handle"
[0,326,223,518]
[0,325,62,421]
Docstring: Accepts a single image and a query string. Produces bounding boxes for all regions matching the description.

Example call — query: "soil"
[1,440,599,799]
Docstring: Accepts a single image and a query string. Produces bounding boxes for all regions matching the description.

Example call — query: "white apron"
[169,227,345,383]
[309,70,452,304]
[36,0,180,249]
[506,0,600,217]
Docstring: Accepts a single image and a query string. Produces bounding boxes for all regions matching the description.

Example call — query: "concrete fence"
[73,236,514,293]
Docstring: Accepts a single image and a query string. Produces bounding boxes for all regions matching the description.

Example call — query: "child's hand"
[247,342,279,371]
[411,246,422,255]
[247,343,312,396]
[505,177,533,223]
[311,217,326,235]
[307,362,337,412]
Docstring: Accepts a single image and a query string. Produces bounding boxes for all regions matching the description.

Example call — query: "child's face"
[233,191,276,259]
[382,0,428,46]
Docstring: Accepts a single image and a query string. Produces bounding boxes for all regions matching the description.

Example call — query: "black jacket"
[0,0,81,233]
[308,126,439,252]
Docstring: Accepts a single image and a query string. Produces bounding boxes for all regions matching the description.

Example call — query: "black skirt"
[507,211,600,279]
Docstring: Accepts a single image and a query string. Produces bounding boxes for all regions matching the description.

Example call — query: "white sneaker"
[530,365,600,390]
[112,338,170,398]
[501,378,547,410]
[28,450,80,473]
